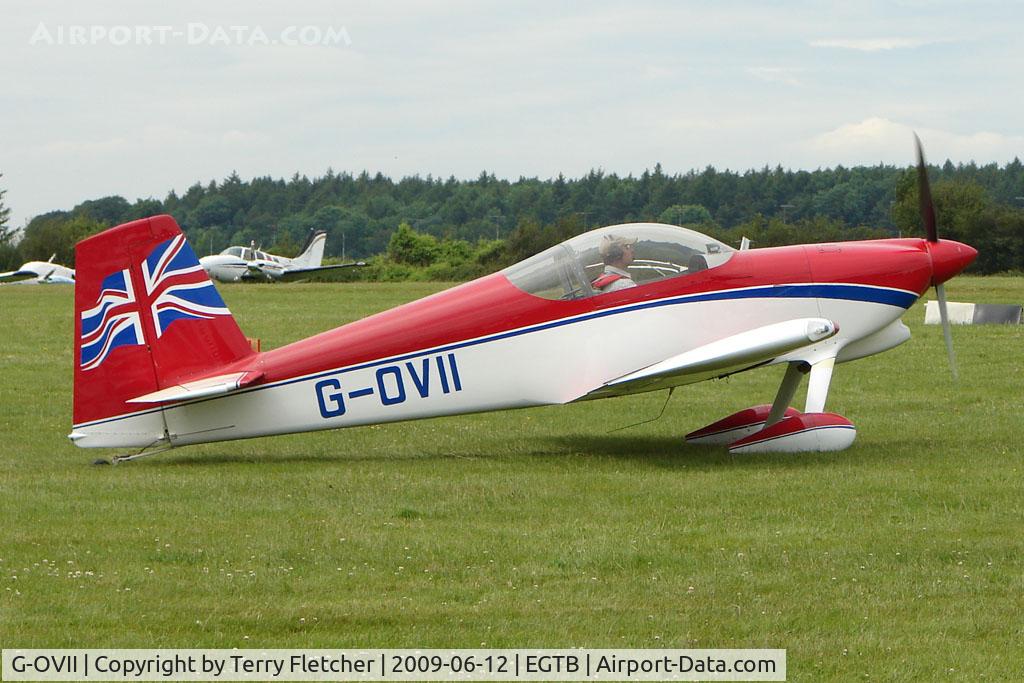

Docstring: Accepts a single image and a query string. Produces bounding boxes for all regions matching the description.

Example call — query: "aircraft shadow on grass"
[135,430,887,470]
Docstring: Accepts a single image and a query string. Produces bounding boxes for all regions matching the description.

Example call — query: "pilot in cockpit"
[591,234,638,292]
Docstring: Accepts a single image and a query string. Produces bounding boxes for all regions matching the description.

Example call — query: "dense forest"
[2,159,1023,277]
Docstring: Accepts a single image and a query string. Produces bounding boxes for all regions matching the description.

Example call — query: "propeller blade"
[934,283,959,382]
[914,133,938,242]
[916,136,960,382]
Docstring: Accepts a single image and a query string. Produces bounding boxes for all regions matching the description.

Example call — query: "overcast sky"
[2,1,1022,229]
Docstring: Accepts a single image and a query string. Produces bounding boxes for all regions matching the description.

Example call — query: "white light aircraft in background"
[0,255,75,285]
[199,230,364,282]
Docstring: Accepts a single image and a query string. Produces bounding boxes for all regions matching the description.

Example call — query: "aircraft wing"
[277,262,367,283]
[581,317,837,400]
[0,269,39,283]
[127,371,263,404]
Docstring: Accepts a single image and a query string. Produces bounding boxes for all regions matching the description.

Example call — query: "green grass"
[1,278,1022,680]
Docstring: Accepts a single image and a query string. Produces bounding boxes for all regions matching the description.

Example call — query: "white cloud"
[642,65,678,81]
[810,118,1024,165]
[35,125,268,157]
[809,37,935,51]
[221,129,272,146]
[812,117,910,151]
[745,67,803,87]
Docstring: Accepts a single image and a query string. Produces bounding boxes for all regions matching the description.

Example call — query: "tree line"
[2,159,1023,276]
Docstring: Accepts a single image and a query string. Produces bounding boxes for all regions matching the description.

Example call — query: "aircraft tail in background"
[290,230,327,269]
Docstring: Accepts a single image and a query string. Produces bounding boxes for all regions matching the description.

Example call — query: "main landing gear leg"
[805,356,835,414]
[766,361,809,426]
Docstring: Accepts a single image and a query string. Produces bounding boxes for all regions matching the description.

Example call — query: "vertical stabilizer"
[291,230,327,269]
[72,215,255,446]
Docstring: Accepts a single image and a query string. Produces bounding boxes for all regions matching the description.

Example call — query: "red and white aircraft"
[69,142,976,461]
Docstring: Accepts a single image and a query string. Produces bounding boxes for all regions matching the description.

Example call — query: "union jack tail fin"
[72,215,255,445]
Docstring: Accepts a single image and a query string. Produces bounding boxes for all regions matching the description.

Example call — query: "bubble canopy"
[501,223,735,300]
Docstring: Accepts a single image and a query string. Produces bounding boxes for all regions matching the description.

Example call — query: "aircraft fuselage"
[70,237,972,449]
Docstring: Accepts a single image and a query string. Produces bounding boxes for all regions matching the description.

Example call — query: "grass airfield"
[1,277,1022,680]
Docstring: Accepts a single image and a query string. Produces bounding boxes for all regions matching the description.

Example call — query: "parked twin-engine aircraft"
[1,256,75,285]
[70,140,976,462]
[199,230,364,282]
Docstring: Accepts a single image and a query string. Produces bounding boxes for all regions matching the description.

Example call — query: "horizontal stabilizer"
[127,370,263,404]
[585,317,837,399]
